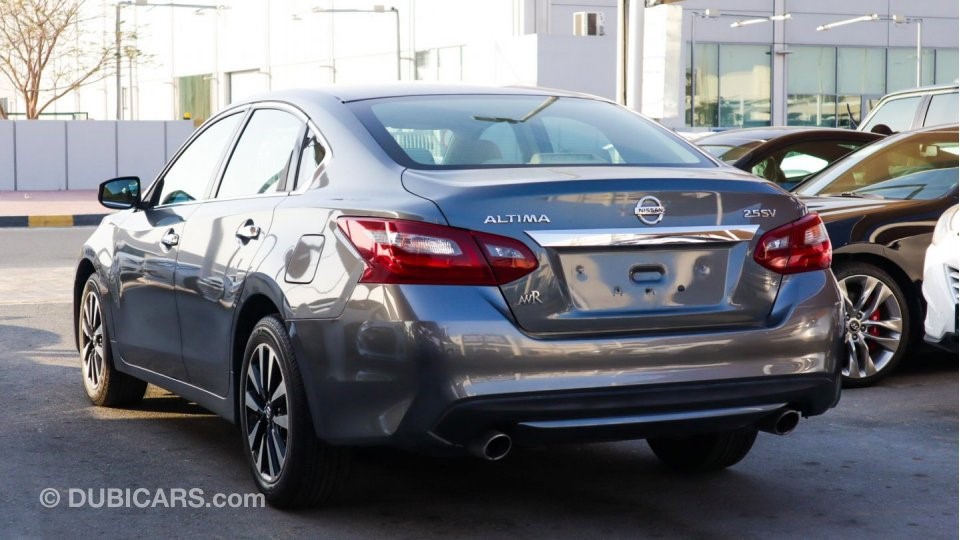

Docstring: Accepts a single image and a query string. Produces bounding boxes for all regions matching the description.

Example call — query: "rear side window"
[923,93,959,127]
[861,96,921,133]
[350,95,713,169]
[217,109,303,199]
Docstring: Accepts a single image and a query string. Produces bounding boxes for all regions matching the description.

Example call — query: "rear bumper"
[922,241,958,344]
[430,374,840,447]
[287,270,843,450]
[924,332,958,353]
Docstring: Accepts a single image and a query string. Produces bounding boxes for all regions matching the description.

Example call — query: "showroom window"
[687,43,718,127]
[687,43,770,128]
[837,48,885,129]
[786,46,837,127]
[886,48,935,92]
[788,46,958,128]
[935,49,959,84]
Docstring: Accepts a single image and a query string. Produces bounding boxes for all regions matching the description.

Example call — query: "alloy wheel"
[837,274,904,380]
[244,343,289,483]
[79,289,105,391]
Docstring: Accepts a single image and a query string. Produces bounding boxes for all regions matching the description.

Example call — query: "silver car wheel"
[837,274,904,380]
[79,288,105,393]
[245,343,289,484]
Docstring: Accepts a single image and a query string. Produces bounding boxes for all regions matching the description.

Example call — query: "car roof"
[696,127,877,146]
[243,84,605,105]
[875,83,959,100]
[895,123,959,135]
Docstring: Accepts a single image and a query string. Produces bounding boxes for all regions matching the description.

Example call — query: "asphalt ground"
[1,226,956,538]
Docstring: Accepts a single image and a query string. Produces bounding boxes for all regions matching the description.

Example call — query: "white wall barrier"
[0,120,195,191]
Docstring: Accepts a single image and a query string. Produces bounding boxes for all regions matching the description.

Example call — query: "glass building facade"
[687,44,958,128]
[686,43,771,128]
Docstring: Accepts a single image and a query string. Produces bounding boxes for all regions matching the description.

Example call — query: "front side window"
[155,113,242,206]
[351,95,712,169]
[860,96,922,133]
[217,109,303,199]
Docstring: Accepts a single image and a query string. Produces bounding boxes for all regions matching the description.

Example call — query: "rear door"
[175,106,305,396]
[403,167,806,336]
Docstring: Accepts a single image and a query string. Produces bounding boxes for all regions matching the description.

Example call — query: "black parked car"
[794,125,959,387]
[698,127,883,190]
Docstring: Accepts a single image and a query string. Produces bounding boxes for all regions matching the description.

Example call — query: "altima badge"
[634,196,665,225]
[485,214,551,224]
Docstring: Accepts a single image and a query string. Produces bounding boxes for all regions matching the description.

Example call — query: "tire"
[239,315,349,509]
[834,262,911,388]
[78,274,147,407]
[647,429,758,471]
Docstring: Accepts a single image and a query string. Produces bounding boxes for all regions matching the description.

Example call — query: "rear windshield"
[700,141,763,163]
[348,95,715,169]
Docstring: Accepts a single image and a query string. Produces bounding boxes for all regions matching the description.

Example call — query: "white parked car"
[922,204,959,353]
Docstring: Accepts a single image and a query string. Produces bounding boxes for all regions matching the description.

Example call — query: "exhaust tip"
[469,431,512,461]
[759,409,801,436]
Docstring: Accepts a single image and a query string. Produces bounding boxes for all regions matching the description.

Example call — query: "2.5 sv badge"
[634,196,665,225]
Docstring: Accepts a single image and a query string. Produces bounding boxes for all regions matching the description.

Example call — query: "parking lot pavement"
[1,227,957,538]
[0,267,74,304]
[0,190,109,227]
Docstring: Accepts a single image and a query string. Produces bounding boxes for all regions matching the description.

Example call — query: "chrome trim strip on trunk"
[526,225,760,247]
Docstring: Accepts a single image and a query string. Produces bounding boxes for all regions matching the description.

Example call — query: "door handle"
[236,222,261,241]
[160,230,180,247]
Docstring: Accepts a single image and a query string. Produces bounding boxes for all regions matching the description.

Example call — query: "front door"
[111,111,244,380]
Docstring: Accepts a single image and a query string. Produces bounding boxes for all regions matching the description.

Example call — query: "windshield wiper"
[838,191,886,200]
[474,96,558,124]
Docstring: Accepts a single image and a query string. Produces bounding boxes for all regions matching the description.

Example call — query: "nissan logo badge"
[634,196,665,225]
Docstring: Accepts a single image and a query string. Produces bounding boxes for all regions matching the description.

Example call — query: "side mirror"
[99,177,141,210]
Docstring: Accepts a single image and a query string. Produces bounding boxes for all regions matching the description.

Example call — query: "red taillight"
[753,213,832,274]
[336,217,538,285]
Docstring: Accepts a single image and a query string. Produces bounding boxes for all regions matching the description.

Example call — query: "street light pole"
[308,6,402,81]
[115,3,122,120]
[114,1,224,121]
[914,18,923,86]
[391,7,400,81]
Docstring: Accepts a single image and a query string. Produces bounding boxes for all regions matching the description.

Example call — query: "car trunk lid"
[403,166,807,335]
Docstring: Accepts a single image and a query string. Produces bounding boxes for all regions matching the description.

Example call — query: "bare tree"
[0,0,112,119]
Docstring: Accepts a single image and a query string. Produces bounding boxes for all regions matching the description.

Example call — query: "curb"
[0,214,109,228]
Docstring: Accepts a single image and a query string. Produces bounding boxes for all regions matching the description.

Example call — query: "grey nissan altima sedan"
[75,85,843,508]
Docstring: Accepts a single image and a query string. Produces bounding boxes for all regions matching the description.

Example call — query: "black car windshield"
[795,129,959,201]
[349,95,714,169]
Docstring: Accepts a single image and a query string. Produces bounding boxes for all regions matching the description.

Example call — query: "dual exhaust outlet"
[468,430,513,461]
[758,408,802,436]
[466,409,800,461]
